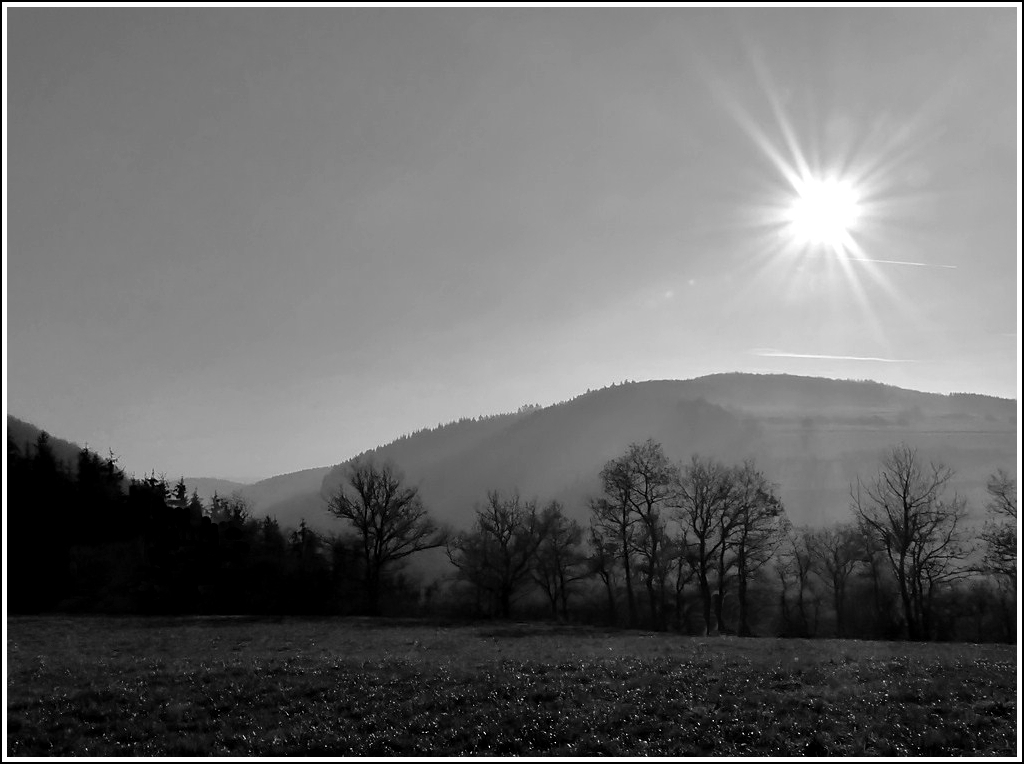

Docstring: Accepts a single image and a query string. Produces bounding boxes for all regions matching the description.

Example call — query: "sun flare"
[786,177,861,247]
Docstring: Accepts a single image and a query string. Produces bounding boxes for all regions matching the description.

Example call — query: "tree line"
[333,439,1015,642]
[7,433,385,615]
[6,432,1016,642]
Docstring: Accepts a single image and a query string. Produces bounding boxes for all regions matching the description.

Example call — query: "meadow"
[6,616,1018,756]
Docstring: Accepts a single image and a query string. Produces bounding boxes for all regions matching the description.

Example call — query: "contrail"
[838,256,957,269]
[753,350,918,363]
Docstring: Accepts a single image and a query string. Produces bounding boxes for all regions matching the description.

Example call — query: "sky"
[4,6,1021,481]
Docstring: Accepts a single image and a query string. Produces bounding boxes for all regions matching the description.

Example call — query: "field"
[5,616,1018,757]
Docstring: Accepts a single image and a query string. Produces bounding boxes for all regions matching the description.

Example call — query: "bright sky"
[4,6,1020,481]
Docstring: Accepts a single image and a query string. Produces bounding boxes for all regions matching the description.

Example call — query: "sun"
[786,177,862,247]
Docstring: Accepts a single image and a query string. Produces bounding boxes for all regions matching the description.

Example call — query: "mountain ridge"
[8,373,1016,536]
[309,373,1015,533]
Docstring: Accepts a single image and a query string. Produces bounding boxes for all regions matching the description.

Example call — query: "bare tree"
[446,490,551,618]
[855,522,901,639]
[590,457,641,626]
[675,456,735,635]
[852,445,971,640]
[807,523,862,637]
[776,527,821,637]
[532,502,588,620]
[619,440,679,629]
[587,524,621,623]
[980,469,1017,641]
[711,499,740,636]
[729,461,787,636]
[981,469,1017,588]
[668,530,694,631]
[328,459,446,614]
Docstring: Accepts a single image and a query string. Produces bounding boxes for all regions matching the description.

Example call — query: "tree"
[173,477,188,504]
[531,502,587,620]
[618,440,679,629]
[587,524,621,623]
[667,530,694,631]
[328,459,445,614]
[981,469,1016,588]
[588,440,680,629]
[711,502,738,636]
[855,521,902,639]
[8,432,75,611]
[283,519,335,614]
[852,445,971,640]
[675,456,734,635]
[208,491,227,522]
[187,489,205,520]
[775,527,821,637]
[447,490,551,618]
[728,461,787,636]
[290,518,320,561]
[590,458,641,626]
[807,523,862,637]
[209,491,251,525]
[74,447,127,542]
[980,469,1017,642]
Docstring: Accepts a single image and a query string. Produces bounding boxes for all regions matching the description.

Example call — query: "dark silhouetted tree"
[587,524,621,623]
[807,522,862,637]
[447,490,551,618]
[852,445,970,640]
[981,469,1016,587]
[208,491,249,524]
[668,530,694,631]
[617,440,679,629]
[589,453,642,626]
[532,501,587,620]
[675,456,734,635]
[728,461,787,636]
[173,477,188,504]
[587,440,680,629]
[776,527,821,637]
[854,521,902,639]
[980,469,1017,642]
[328,459,446,615]
[187,489,205,521]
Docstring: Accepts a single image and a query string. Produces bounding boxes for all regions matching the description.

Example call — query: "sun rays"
[699,43,962,360]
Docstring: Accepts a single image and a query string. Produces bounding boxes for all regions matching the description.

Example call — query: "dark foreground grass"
[6,616,1018,756]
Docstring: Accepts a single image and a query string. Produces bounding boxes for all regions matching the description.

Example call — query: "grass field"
[5,616,1018,756]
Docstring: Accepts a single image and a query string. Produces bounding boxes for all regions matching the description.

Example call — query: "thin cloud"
[839,256,957,270]
[752,349,919,363]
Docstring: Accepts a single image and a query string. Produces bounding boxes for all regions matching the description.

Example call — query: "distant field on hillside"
[6,617,1017,756]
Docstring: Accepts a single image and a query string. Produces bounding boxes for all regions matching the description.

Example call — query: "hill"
[177,468,332,526]
[176,477,251,501]
[7,415,93,471]
[306,374,1016,534]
